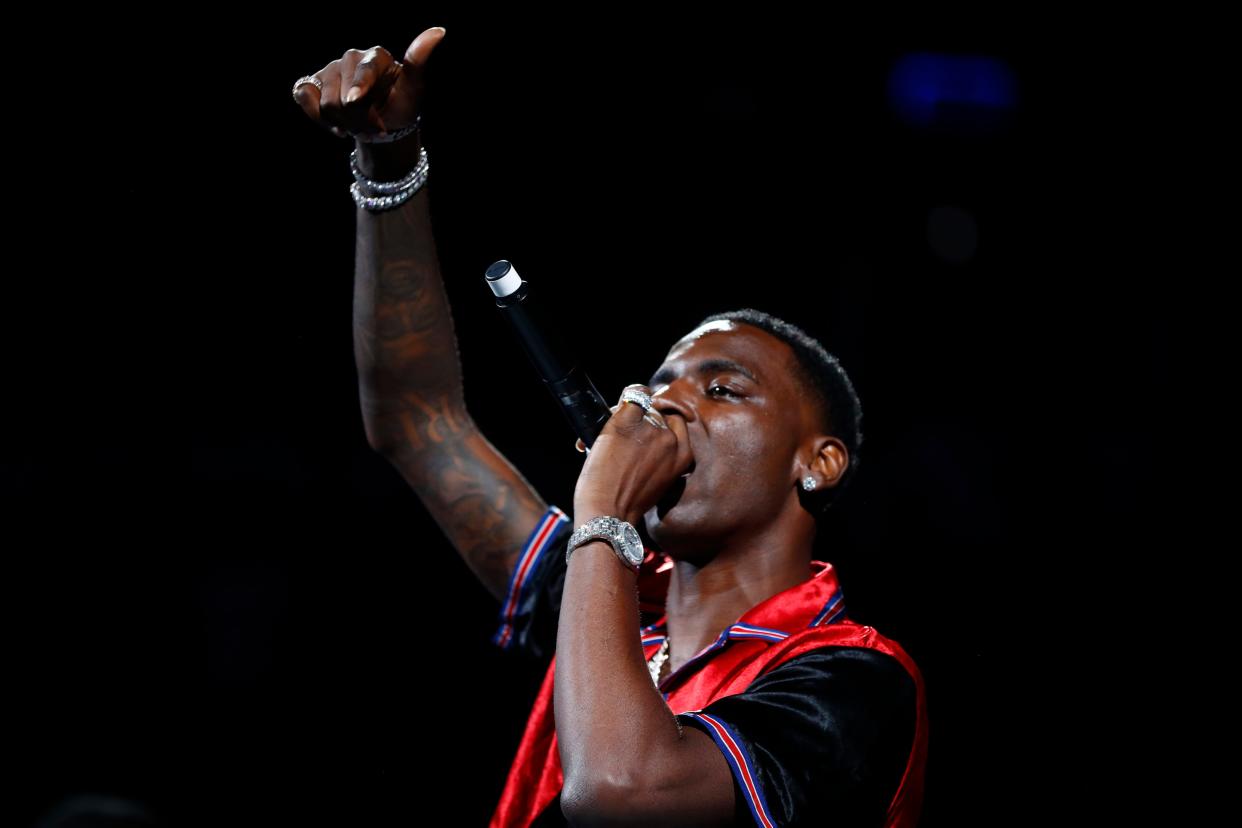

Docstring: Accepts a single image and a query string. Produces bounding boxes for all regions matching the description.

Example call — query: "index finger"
[621,384,667,429]
[344,46,398,107]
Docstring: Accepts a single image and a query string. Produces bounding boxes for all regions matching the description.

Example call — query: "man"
[491,311,927,828]
[292,27,927,827]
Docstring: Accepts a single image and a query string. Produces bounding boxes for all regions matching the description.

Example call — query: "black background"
[9,11,1193,827]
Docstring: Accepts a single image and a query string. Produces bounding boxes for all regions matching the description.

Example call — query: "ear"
[793,434,848,491]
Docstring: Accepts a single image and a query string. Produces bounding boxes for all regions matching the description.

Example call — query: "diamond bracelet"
[349,146,429,212]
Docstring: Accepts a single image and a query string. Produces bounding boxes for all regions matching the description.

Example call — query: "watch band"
[566,515,643,574]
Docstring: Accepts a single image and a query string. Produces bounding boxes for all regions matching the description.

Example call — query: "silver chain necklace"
[647,638,670,687]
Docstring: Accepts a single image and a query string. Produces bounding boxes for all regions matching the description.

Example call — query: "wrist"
[566,514,644,575]
[573,505,643,532]
[354,133,423,181]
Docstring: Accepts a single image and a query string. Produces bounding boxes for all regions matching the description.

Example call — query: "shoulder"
[760,644,915,681]
[675,642,920,828]
[682,638,919,748]
[740,644,918,720]
[759,621,925,691]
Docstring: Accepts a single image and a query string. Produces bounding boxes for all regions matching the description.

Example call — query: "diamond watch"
[566,515,644,574]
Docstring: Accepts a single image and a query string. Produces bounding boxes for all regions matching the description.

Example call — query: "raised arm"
[292,29,553,604]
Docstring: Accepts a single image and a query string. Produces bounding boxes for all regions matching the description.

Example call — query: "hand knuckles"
[339,52,362,76]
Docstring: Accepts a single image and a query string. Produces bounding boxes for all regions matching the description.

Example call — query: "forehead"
[660,320,794,382]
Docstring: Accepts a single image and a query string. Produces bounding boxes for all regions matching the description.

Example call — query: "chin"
[644,501,712,561]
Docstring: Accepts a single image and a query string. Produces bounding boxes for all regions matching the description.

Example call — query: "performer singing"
[292,27,928,827]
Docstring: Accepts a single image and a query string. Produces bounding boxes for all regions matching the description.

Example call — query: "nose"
[650,382,695,425]
[650,383,697,474]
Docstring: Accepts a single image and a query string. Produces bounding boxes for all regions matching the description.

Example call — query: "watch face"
[618,522,644,564]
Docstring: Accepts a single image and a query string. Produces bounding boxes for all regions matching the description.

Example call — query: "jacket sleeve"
[490,504,572,662]
[674,646,917,828]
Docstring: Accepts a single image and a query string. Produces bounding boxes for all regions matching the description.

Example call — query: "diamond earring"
[802,476,817,491]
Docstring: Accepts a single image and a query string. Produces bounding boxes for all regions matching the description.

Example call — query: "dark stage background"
[9,13,1190,828]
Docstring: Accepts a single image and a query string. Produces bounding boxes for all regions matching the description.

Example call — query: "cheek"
[714,413,787,472]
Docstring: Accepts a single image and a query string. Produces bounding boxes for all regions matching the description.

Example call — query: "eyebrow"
[648,358,760,388]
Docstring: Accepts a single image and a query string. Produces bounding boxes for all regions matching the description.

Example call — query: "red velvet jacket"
[490,505,928,827]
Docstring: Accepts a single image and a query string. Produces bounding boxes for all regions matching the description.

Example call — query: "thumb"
[404,26,446,69]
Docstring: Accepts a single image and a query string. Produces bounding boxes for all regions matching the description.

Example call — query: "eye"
[708,384,738,398]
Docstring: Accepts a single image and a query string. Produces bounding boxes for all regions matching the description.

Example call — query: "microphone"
[484,260,612,453]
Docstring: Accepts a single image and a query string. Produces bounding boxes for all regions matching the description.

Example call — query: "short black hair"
[693,308,864,515]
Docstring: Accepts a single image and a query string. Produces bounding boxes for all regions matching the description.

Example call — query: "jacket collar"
[639,560,848,670]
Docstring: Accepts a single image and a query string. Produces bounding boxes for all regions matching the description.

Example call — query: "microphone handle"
[544,363,612,452]
[486,261,612,451]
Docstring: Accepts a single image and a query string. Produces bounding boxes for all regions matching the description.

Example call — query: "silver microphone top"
[485,260,523,298]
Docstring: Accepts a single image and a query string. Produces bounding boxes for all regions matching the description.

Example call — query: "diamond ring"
[621,387,654,412]
[621,387,666,428]
[292,75,323,99]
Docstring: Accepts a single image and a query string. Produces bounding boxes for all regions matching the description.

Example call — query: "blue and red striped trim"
[492,504,570,650]
[641,631,667,647]
[810,589,846,626]
[678,711,777,828]
[641,621,794,690]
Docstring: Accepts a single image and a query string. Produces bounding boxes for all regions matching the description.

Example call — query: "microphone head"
[485,260,523,298]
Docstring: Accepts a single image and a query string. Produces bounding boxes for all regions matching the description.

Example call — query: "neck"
[660,533,814,673]
[649,493,820,673]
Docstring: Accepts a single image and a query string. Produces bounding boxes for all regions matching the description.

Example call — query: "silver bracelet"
[353,119,421,144]
[349,145,430,212]
[355,120,422,145]
[350,144,429,195]
[350,172,427,211]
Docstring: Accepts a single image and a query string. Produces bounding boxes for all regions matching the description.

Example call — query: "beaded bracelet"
[349,119,429,212]
[350,144,429,195]
[349,160,428,211]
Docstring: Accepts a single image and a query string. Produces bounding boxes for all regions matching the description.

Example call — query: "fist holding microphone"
[291,27,447,210]
[573,384,695,532]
